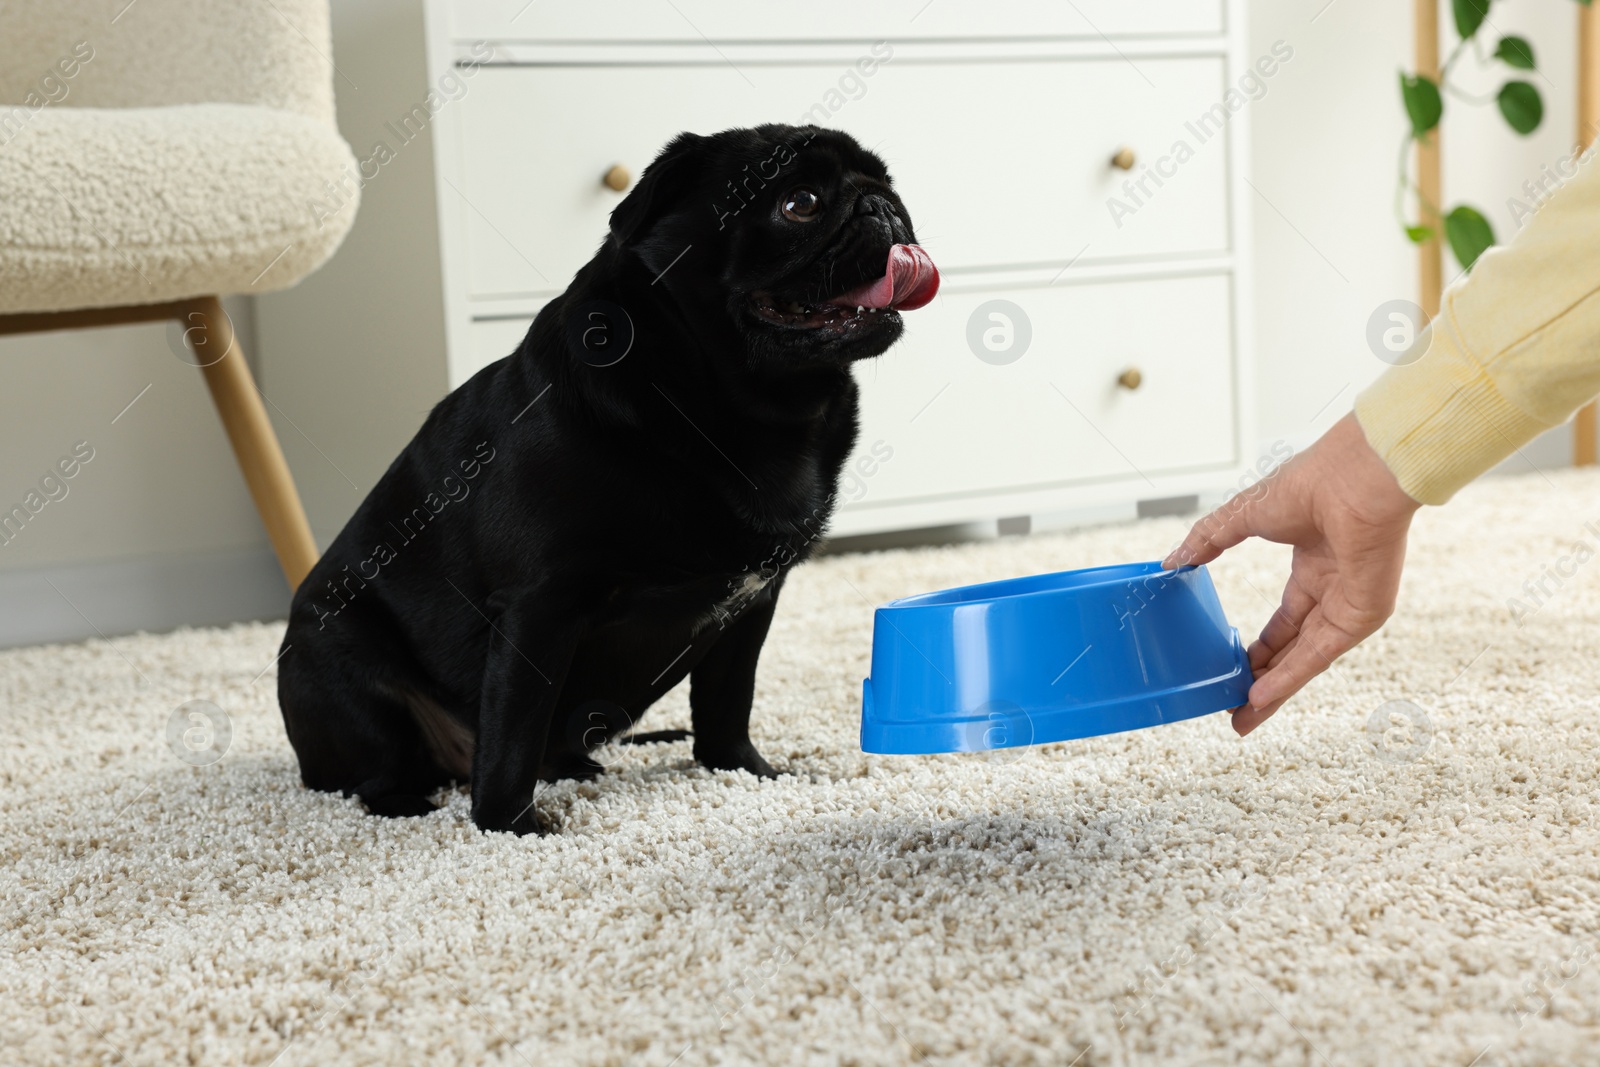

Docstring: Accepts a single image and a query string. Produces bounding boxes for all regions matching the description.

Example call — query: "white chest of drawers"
[257,0,1254,543]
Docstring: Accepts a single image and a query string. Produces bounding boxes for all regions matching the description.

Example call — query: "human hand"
[1163,413,1421,735]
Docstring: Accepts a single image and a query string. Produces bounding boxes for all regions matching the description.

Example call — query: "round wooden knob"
[1117,367,1143,390]
[602,164,631,191]
[1111,147,1136,170]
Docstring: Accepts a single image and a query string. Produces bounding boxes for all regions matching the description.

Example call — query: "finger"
[1256,579,1317,659]
[1162,502,1253,569]
[1264,636,1296,673]
[1248,606,1308,674]
[1232,697,1286,737]
[1248,631,1295,674]
[1255,611,1302,668]
[1247,611,1358,711]
[1234,632,1299,732]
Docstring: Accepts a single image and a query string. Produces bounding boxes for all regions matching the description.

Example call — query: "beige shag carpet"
[5,469,1600,1066]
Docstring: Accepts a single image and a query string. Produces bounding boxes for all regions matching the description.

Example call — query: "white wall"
[0,0,1585,644]
[0,296,295,645]
[256,0,450,548]
[0,297,264,569]
[1246,0,1410,457]
[1247,0,1578,466]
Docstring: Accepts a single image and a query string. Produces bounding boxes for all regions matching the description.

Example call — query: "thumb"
[1163,494,1254,569]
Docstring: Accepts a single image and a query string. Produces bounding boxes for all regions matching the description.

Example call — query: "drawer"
[464,311,545,384]
[447,2,1225,43]
[456,58,1230,298]
[840,274,1237,509]
[460,278,1238,511]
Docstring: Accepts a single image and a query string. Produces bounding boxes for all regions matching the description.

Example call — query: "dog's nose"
[854,193,905,233]
[854,193,889,218]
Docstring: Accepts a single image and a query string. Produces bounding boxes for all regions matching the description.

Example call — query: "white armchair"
[0,0,361,588]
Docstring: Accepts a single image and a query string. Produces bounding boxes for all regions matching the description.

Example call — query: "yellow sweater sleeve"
[1354,152,1600,505]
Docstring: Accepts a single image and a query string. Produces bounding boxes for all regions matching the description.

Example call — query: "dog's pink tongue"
[829,244,940,311]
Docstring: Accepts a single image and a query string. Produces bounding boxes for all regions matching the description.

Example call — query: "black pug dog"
[277,124,939,835]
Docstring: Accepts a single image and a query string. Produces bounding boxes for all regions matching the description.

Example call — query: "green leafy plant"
[1398,0,1587,270]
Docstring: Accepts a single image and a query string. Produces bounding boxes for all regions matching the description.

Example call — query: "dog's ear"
[608,131,706,247]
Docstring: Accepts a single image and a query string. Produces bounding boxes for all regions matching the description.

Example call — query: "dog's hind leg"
[277,641,452,819]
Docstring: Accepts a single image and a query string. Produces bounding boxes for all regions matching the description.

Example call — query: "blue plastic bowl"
[860,561,1251,755]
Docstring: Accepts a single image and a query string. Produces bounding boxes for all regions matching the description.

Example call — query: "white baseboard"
[0,547,290,650]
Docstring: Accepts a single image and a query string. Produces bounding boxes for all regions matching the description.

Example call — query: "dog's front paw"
[471,803,548,836]
[695,741,778,779]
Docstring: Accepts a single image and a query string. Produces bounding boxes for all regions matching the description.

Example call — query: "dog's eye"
[781,188,822,222]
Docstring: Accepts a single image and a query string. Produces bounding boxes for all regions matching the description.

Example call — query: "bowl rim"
[880,560,1197,611]
[860,646,1250,753]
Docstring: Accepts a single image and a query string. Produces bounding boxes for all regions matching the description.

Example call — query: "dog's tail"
[622,729,691,745]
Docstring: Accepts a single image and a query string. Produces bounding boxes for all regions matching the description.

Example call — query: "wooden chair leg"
[1576,6,1599,466]
[188,296,320,590]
